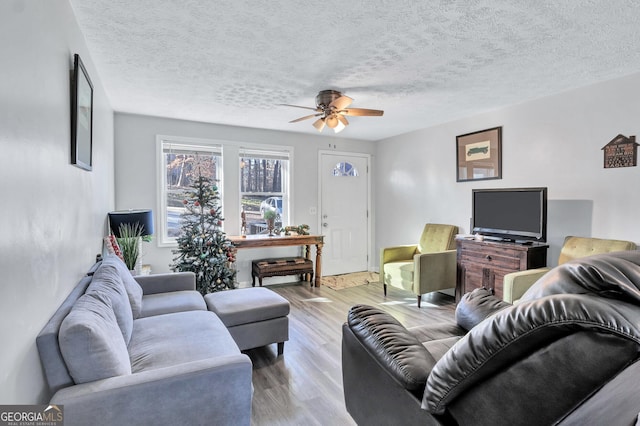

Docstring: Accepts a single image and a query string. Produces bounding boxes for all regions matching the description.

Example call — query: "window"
[158,139,221,246]
[332,161,359,177]
[157,138,292,244]
[239,149,290,235]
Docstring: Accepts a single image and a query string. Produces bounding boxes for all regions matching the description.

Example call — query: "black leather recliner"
[342,251,640,425]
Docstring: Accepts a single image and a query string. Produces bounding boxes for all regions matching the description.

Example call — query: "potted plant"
[116,223,149,273]
[263,207,277,236]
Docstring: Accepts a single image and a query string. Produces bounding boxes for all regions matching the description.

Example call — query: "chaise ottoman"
[204,287,290,355]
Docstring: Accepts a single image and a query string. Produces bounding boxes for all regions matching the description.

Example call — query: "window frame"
[156,136,223,247]
[239,147,291,235]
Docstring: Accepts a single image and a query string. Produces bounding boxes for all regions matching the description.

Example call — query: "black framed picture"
[71,54,93,171]
[456,126,502,182]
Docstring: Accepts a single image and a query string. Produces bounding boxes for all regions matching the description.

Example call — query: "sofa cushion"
[409,323,466,361]
[140,291,207,318]
[59,291,131,384]
[102,255,143,318]
[129,310,240,373]
[87,263,134,344]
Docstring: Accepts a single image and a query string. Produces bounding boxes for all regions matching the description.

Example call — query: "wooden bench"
[252,257,314,287]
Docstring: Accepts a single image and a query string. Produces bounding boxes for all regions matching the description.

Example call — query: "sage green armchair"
[380,223,458,308]
[503,235,637,303]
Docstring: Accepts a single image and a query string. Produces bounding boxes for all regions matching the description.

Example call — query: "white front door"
[319,152,370,276]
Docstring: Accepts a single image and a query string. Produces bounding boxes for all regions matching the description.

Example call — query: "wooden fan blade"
[289,113,322,123]
[279,103,320,111]
[313,118,326,132]
[340,108,384,117]
[329,95,353,111]
[337,115,349,126]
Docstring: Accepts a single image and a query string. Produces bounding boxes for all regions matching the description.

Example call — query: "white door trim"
[318,150,372,272]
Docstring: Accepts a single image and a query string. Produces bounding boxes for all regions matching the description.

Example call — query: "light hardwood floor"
[242,280,456,425]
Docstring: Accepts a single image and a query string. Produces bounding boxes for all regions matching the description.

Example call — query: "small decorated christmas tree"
[171,167,236,294]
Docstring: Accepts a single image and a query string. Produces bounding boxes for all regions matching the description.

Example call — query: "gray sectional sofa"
[37,255,252,426]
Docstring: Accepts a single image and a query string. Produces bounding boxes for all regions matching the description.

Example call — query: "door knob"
[323,222,328,227]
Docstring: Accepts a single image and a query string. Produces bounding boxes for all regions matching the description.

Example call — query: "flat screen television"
[472,187,547,243]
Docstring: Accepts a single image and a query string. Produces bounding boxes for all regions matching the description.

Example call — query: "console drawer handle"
[485,255,492,261]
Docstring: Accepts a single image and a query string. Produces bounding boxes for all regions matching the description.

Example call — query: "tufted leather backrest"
[423,251,640,421]
[558,236,636,265]
[522,250,640,304]
[418,224,458,254]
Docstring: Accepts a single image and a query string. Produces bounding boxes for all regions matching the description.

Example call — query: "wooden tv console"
[455,238,548,302]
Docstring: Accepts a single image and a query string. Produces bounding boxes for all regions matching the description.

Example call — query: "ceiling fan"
[281,90,384,133]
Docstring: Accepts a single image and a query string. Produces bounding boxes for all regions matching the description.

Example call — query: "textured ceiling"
[69,0,640,141]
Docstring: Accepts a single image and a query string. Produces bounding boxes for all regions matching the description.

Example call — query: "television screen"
[472,187,547,242]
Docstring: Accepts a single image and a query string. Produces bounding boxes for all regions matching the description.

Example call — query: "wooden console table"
[456,239,548,302]
[228,234,324,287]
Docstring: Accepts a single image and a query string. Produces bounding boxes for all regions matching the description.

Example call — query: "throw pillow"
[102,255,144,318]
[88,263,134,344]
[59,291,131,384]
[104,235,124,261]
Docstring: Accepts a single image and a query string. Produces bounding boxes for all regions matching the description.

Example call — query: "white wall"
[114,113,376,282]
[0,1,114,403]
[375,72,640,267]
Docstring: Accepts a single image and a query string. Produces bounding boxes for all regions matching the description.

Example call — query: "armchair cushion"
[347,304,436,391]
[558,236,636,265]
[418,223,457,253]
[381,260,415,292]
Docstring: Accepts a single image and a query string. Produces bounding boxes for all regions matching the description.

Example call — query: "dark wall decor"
[456,126,502,182]
[602,134,638,168]
[71,54,93,171]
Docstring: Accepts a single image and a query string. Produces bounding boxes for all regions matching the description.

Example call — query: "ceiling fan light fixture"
[326,115,339,129]
[283,89,383,133]
[333,120,346,133]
